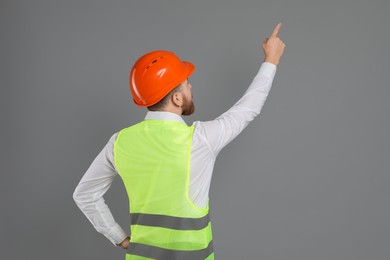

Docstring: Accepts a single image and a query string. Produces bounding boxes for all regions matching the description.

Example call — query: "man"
[73,23,285,259]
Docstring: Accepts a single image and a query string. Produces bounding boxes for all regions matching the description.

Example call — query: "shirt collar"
[144,111,187,125]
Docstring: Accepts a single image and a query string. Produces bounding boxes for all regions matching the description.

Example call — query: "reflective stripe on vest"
[114,120,214,259]
[127,240,214,260]
[130,212,211,230]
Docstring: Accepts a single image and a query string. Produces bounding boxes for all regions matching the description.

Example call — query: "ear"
[171,91,183,107]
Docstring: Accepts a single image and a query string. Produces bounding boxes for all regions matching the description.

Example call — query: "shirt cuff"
[258,61,277,79]
[106,223,129,246]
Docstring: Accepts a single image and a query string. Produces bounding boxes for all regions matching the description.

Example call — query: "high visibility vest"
[114,119,214,260]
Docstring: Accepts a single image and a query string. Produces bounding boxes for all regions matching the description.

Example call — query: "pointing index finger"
[271,22,282,37]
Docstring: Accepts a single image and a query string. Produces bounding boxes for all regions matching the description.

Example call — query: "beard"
[181,92,195,116]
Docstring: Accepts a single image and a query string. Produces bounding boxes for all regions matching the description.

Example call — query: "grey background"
[1,0,389,259]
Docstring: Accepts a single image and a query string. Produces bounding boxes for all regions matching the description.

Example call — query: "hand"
[262,22,286,66]
[118,236,130,249]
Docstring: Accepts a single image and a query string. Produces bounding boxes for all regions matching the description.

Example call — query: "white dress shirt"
[73,62,277,246]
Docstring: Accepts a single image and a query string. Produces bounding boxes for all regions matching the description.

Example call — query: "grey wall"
[2,0,390,259]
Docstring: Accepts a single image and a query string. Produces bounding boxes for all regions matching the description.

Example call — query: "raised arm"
[197,23,286,156]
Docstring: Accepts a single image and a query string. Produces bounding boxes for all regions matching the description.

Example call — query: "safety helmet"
[129,50,195,107]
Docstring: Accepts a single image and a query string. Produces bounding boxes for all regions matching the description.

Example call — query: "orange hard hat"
[129,50,195,107]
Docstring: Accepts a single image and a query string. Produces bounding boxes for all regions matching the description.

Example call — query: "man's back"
[115,119,214,259]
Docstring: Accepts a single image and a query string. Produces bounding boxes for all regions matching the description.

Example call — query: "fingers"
[270,22,282,38]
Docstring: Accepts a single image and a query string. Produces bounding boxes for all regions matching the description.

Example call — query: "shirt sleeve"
[73,132,128,246]
[196,62,277,156]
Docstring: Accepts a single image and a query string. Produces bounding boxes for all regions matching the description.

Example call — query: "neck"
[154,105,182,116]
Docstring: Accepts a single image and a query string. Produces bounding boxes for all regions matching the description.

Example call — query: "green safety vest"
[114,119,214,260]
